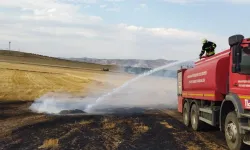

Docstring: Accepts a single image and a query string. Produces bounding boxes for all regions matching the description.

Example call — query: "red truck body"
[177,35,250,150]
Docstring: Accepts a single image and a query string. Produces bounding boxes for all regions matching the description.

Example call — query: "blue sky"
[0,0,249,60]
[82,0,250,35]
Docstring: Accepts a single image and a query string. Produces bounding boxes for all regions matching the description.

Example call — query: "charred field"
[0,102,228,150]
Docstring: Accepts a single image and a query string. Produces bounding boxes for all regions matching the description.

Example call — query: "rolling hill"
[68,57,195,78]
[68,57,177,68]
[0,50,194,78]
[0,50,118,71]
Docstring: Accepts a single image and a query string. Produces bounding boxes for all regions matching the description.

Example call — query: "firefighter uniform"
[199,39,216,59]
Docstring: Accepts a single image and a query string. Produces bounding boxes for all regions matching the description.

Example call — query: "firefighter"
[199,38,216,59]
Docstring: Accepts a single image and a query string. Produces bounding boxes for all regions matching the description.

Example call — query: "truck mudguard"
[225,93,244,114]
[219,93,244,130]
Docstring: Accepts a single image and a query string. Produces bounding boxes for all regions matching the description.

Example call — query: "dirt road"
[0,102,228,150]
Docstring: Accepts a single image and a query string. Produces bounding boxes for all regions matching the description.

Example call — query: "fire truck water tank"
[183,53,230,95]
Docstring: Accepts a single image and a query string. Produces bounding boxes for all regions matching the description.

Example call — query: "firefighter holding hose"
[199,39,217,59]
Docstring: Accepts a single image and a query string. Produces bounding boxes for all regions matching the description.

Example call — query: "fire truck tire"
[183,102,190,127]
[190,103,202,131]
[225,111,245,150]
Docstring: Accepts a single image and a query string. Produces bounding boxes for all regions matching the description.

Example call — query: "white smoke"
[29,59,196,114]
[29,93,94,114]
[84,59,194,113]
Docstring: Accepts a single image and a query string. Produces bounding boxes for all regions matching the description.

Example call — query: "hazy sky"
[0,0,249,60]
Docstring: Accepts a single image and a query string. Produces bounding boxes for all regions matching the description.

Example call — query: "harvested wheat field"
[0,61,133,101]
[0,52,228,150]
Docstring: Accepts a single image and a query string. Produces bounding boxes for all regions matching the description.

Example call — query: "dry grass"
[103,122,116,129]
[186,142,202,150]
[194,134,226,150]
[132,123,149,134]
[102,118,116,129]
[79,120,93,125]
[160,121,174,129]
[0,115,48,138]
[59,128,81,141]
[0,50,117,70]
[38,139,59,149]
[185,141,225,150]
[0,61,133,101]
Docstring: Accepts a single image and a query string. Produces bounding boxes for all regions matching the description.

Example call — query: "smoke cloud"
[29,59,195,115]
[29,75,177,115]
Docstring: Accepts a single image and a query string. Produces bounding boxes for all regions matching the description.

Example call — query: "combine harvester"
[177,34,250,150]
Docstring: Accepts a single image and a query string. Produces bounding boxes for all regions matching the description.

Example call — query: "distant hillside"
[0,50,118,70]
[0,50,195,78]
[122,60,194,78]
[68,57,195,78]
[68,57,177,68]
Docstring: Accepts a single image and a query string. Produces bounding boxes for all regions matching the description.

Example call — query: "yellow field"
[0,61,134,101]
[0,50,118,70]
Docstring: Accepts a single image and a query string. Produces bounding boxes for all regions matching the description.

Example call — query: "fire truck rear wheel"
[183,102,190,127]
[225,111,244,150]
[190,104,202,131]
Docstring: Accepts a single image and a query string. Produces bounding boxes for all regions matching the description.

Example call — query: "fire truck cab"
[177,34,250,150]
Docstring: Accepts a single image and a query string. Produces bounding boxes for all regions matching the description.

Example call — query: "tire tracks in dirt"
[43,73,85,94]
[0,70,16,100]
[24,72,52,98]
[160,109,228,150]
[12,71,33,100]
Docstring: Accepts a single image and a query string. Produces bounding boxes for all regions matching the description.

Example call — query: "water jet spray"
[29,58,197,115]
[84,58,197,113]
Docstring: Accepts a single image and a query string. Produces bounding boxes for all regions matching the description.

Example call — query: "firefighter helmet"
[202,38,208,44]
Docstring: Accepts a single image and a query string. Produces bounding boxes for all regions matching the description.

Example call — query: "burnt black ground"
[0,102,229,150]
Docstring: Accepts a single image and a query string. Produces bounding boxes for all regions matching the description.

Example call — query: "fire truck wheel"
[183,102,190,127]
[225,111,244,150]
[190,104,202,131]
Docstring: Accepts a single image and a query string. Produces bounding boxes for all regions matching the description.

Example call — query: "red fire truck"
[177,34,250,150]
